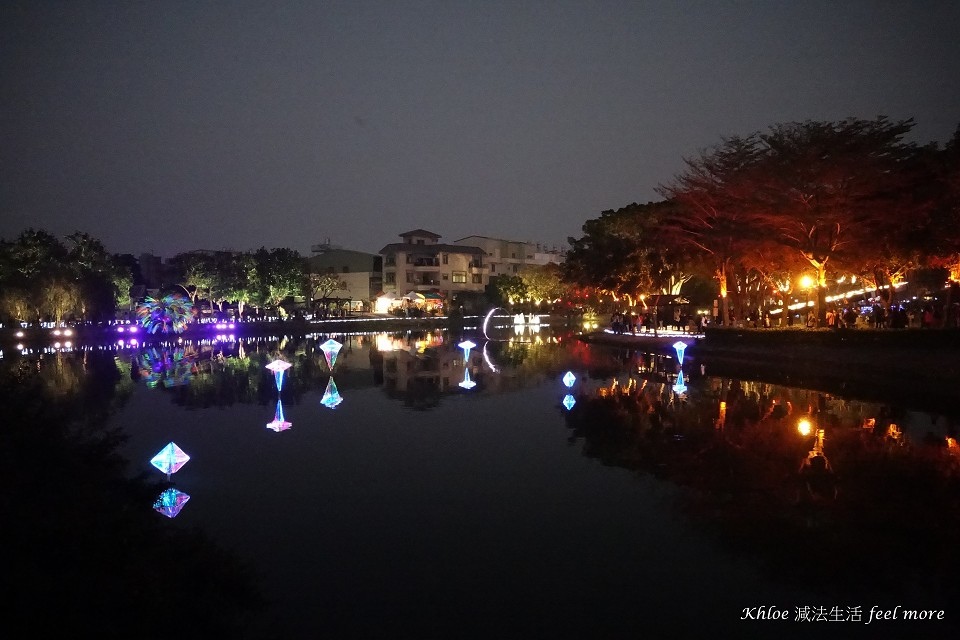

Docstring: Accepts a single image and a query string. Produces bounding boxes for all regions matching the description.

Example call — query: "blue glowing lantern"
[321,377,343,409]
[672,370,688,395]
[562,394,577,410]
[266,399,292,432]
[672,341,687,366]
[150,442,190,476]
[154,487,190,518]
[265,359,292,392]
[562,371,576,388]
[320,339,343,371]
[458,340,477,361]
[459,368,477,390]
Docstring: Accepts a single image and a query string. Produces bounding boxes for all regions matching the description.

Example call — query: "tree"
[307,273,348,307]
[216,252,258,317]
[489,274,527,307]
[755,117,918,322]
[254,247,305,317]
[519,263,566,305]
[658,135,768,325]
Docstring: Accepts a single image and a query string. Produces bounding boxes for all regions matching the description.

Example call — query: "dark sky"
[3,1,959,258]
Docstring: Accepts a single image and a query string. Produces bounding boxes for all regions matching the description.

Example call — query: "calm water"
[6,324,960,639]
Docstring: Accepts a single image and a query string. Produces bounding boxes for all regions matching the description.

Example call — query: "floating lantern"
[153,488,190,518]
[320,339,343,371]
[150,442,190,475]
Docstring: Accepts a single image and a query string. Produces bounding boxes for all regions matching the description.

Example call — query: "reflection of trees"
[0,352,269,635]
[564,373,960,606]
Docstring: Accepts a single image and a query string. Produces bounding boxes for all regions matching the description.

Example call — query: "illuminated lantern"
[562,371,576,388]
[266,399,292,432]
[672,341,687,365]
[458,340,477,361]
[672,370,687,395]
[154,488,190,518]
[562,394,576,410]
[459,368,477,390]
[151,442,190,475]
[321,377,343,409]
[265,359,292,392]
[320,339,343,371]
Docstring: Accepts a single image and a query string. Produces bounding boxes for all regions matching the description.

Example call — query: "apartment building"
[452,235,564,276]
[379,229,487,298]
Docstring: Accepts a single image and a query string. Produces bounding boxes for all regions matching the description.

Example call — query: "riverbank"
[579,326,960,416]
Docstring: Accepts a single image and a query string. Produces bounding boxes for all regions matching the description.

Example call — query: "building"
[306,244,382,311]
[451,236,564,276]
[378,230,488,302]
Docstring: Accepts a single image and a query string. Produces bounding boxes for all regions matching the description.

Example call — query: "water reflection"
[562,356,960,604]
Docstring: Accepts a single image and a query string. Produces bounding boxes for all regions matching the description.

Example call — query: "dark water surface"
[6,325,960,639]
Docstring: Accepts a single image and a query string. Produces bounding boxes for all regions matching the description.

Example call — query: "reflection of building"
[307,244,383,310]
[452,235,564,276]
[379,229,487,300]
[379,336,482,406]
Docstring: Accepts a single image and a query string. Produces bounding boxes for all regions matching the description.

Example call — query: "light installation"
[672,341,687,365]
[320,338,343,370]
[458,368,477,390]
[136,294,193,334]
[562,394,576,410]
[265,359,292,392]
[153,488,190,518]
[562,371,576,388]
[266,399,292,432]
[150,442,190,475]
[321,377,343,408]
[458,340,477,361]
[672,370,687,395]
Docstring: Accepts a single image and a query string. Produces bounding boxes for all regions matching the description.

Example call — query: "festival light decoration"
[136,294,194,334]
[458,368,477,390]
[673,341,687,365]
[150,442,190,476]
[266,399,292,432]
[672,370,687,395]
[562,371,576,388]
[562,394,576,410]
[154,488,191,518]
[319,338,343,370]
[265,359,292,392]
[321,377,343,408]
[458,340,476,361]
[139,348,194,388]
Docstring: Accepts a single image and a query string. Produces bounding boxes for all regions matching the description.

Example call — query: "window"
[511,253,516,258]
[406,272,414,283]
[406,255,413,263]
[472,274,482,284]
[512,265,519,273]
[442,273,449,280]
[452,271,466,283]
[385,254,395,266]
[491,264,496,273]
[442,253,448,264]
[416,239,424,244]
[385,273,395,285]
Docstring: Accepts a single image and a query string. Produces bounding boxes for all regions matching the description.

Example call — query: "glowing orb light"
[320,339,343,370]
[458,340,477,361]
[673,341,687,365]
[797,418,813,436]
[672,370,687,395]
[266,399,292,432]
[459,368,477,390]
[562,394,576,410]
[265,359,292,391]
[321,377,343,409]
[150,442,190,475]
[562,371,576,388]
[153,488,190,518]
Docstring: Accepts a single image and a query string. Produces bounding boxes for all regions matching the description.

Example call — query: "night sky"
[2,1,959,259]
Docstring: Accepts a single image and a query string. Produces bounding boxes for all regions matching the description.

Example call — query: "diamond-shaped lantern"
[265,359,292,392]
[151,442,190,475]
[562,371,576,388]
[562,394,577,410]
[458,340,477,361]
[320,339,343,371]
[459,368,477,390]
[672,341,687,366]
[154,487,190,518]
[321,377,343,409]
[266,399,292,432]
[672,369,688,395]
